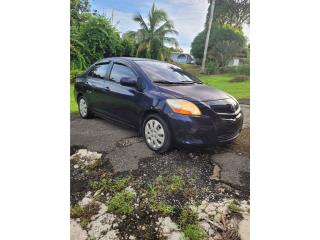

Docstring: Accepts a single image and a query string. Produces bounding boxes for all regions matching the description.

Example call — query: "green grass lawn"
[70,84,78,113]
[198,73,250,100]
[70,73,249,113]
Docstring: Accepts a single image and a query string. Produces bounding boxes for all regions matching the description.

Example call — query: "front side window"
[109,63,136,83]
[89,63,109,79]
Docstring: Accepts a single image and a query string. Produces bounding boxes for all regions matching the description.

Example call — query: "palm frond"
[133,13,149,31]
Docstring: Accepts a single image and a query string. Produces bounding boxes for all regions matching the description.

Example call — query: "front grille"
[209,99,239,114]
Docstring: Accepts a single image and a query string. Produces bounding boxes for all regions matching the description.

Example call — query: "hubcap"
[144,119,165,150]
[79,98,87,117]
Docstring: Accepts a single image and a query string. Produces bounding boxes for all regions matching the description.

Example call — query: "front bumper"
[164,105,243,147]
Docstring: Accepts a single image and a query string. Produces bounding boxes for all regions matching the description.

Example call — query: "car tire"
[143,114,172,153]
[78,96,94,119]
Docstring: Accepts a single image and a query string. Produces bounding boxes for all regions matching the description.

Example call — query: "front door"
[103,62,142,127]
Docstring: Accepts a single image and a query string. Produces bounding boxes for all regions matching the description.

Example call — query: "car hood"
[157,83,231,102]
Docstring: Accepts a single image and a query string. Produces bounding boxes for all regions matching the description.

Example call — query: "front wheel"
[143,114,172,153]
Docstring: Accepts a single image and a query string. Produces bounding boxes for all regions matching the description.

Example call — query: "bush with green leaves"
[191,24,246,69]
[206,60,219,74]
[228,199,241,213]
[178,206,198,229]
[89,176,132,193]
[108,190,136,215]
[183,224,208,240]
[236,64,250,75]
[155,175,184,193]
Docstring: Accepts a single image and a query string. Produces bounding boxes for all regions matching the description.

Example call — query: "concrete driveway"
[71,105,250,191]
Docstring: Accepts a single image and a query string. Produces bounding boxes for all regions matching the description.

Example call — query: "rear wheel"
[143,114,172,153]
[78,96,93,119]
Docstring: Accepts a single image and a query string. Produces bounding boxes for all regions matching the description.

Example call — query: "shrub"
[80,218,89,228]
[178,206,198,229]
[222,64,250,75]
[183,224,208,240]
[90,177,113,191]
[113,176,132,192]
[151,201,174,215]
[108,190,135,215]
[236,64,250,75]
[70,204,84,218]
[89,176,132,193]
[228,199,241,213]
[206,61,218,74]
[155,175,184,193]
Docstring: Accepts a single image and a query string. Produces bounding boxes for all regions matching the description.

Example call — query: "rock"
[167,231,185,240]
[209,165,221,180]
[238,215,250,240]
[79,197,92,207]
[205,203,217,215]
[198,212,209,221]
[157,217,180,237]
[217,205,229,215]
[74,164,79,169]
[71,149,102,168]
[91,202,108,221]
[70,219,88,240]
[199,221,211,233]
[129,235,136,240]
[88,213,117,239]
[199,200,208,210]
[240,201,250,213]
[99,230,119,240]
[214,213,222,223]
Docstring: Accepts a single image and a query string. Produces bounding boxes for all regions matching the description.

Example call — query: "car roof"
[96,57,163,64]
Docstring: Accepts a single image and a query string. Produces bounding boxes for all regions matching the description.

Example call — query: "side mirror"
[120,77,137,87]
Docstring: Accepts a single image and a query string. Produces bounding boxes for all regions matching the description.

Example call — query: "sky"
[90,0,249,53]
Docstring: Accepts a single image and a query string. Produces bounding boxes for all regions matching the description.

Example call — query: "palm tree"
[131,3,179,60]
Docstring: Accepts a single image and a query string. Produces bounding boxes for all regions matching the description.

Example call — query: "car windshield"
[136,61,201,84]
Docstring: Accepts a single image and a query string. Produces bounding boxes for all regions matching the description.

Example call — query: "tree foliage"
[70,1,180,74]
[131,3,179,60]
[190,0,249,72]
[70,0,132,72]
[191,24,246,68]
[206,0,250,29]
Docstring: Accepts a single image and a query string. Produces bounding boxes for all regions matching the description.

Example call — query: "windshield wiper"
[153,80,194,85]
[153,80,179,84]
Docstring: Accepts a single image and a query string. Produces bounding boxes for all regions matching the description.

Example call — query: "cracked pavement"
[70,104,250,190]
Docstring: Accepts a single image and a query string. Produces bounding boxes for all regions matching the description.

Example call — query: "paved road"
[71,105,250,189]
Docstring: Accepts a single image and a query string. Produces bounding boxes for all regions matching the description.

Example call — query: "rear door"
[86,62,111,112]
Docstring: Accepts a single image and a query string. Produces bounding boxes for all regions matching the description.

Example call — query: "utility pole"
[201,0,215,73]
[111,9,114,25]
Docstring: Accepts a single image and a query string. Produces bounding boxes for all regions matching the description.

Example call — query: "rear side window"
[109,63,136,83]
[89,63,109,79]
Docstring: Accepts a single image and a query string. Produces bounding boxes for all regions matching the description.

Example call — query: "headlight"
[166,99,202,116]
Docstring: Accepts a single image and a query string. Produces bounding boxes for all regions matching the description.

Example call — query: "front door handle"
[105,86,110,91]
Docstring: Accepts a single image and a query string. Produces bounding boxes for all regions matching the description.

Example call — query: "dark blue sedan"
[74,57,243,153]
